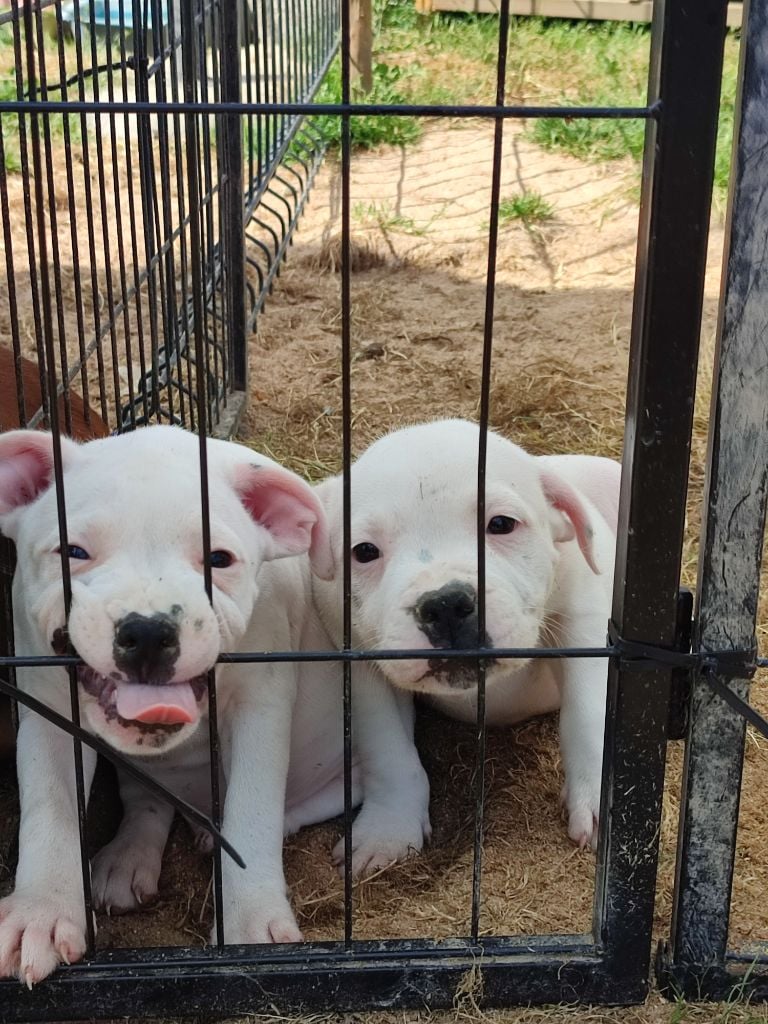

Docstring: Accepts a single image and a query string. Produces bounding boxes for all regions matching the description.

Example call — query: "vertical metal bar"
[593,0,728,996]
[260,1,270,180]
[97,0,126,421]
[0,106,19,725]
[21,0,95,950]
[150,0,184,428]
[53,0,92,432]
[220,0,247,394]
[181,0,224,946]
[119,7,150,430]
[85,0,122,421]
[70,0,109,426]
[470,0,509,945]
[104,0,139,430]
[0,118,23,425]
[668,0,768,974]
[132,0,164,423]
[10,0,47,424]
[204,0,223,421]
[340,0,353,948]
[113,0,140,428]
[168,0,194,429]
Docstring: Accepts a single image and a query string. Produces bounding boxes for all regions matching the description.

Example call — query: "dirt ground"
[1,119,768,1023]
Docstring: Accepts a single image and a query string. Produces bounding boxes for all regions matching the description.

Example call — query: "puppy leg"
[92,774,173,914]
[217,664,302,945]
[556,627,608,851]
[332,665,431,878]
[0,712,97,986]
[284,771,363,836]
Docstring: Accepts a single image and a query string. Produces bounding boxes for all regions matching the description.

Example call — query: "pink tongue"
[115,682,200,725]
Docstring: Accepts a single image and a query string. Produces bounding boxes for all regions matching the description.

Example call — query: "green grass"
[353,198,447,236]
[0,24,85,175]
[498,190,554,225]
[370,1,740,203]
[308,58,422,151]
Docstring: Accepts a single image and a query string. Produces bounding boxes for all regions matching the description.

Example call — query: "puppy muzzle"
[412,581,495,688]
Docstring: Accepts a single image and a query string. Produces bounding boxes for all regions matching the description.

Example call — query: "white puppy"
[313,419,620,852]
[0,426,428,986]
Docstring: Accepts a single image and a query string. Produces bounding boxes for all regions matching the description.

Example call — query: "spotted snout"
[113,612,180,684]
[411,581,495,689]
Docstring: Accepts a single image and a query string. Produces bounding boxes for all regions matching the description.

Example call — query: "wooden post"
[349,0,373,94]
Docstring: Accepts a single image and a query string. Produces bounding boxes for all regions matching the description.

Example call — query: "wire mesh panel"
[0,0,336,435]
[0,0,735,1018]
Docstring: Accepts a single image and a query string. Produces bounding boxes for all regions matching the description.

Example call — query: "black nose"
[414,582,479,648]
[113,613,180,684]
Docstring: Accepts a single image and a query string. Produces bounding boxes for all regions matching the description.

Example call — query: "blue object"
[60,0,169,32]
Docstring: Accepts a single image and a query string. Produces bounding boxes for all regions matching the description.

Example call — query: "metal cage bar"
[0,0,734,1017]
[593,0,728,991]
[659,0,768,1001]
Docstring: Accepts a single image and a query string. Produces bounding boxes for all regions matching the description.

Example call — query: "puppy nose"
[114,613,180,683]
[415,582,478,648]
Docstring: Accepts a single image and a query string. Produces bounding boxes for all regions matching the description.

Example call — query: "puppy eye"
[209,550,234,569]
[57,544,91,560]
[487,515,517,535]
[352,542,380,564]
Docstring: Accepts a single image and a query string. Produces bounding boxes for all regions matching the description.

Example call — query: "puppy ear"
[311,475,341,581]
[0,431,80,525]
[234,463,335,579]
[540,469,600,575]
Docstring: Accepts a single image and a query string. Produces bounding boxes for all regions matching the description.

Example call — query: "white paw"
[92,838,162,914]
[0,892,89,986]
[189,822,215,855]
[216,888,303,945]
[332,803,431,878]
[561,781,600,851]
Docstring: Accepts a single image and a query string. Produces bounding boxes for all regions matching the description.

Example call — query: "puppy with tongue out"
[0,426,429,987]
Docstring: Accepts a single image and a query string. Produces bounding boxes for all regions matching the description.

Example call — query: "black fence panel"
[0,0,734,1018]
[0,0,336,436]
[658,0,768,1001]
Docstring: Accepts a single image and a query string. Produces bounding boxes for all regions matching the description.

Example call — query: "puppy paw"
[332,803,431,878]
[189,823,215,856]
[561,782,600,851]
[92,839,161,914]
[0,892,89,986]
[216,889,303,945]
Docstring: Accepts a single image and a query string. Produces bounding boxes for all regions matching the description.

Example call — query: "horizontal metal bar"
[5,643,764,671]
[0,934,653,1021]
[0,99,661,119]
[0,645,617,670]
[22,933,597,971]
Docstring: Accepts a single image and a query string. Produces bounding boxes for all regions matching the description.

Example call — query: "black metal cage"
[1,0,766,1017]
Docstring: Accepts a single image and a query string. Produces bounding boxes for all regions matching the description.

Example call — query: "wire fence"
[0,0,766,1016]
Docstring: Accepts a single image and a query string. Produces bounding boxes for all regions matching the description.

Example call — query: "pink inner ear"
[540,470,600,575]
[0,433,55,515]
[237,463,331,569]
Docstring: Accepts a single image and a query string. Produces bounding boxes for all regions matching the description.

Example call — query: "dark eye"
[209,550,234,569]
[60,544,90,560]
[487,515,517,535]
[352,542,380,564]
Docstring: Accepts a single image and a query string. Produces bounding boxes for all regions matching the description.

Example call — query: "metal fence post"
[593,0,728,995]
[219,0,247,398]
[660,0,768,999]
